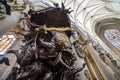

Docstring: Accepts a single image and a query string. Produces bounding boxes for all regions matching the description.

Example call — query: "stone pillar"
[84,55,98,80]
[84,40,116,80]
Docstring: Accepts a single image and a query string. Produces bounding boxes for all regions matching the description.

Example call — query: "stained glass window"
[0,34,16,55]
[104,29,120,50]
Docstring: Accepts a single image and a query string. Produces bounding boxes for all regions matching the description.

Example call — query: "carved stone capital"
[83,40,92,45]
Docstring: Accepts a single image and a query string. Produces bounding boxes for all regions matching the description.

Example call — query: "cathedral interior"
[0,0,120,80]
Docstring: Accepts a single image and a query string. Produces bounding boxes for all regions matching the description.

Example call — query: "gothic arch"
[95,18,120,57]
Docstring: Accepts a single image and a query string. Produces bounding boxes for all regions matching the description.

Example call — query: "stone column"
[84,40,116,80]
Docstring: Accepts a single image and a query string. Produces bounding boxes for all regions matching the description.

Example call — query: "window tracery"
[104,29,120,50]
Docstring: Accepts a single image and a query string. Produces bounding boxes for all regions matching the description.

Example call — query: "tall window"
[104,29,120,50]
[0,34,16,55]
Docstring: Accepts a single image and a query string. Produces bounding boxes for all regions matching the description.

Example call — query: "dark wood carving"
[7,2,85,80]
